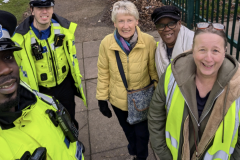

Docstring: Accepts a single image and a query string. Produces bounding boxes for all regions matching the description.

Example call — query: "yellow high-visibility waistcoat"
[164,64,240,160]
[28,23,70,87]
[0,82,84,160]
[12,21,87,106]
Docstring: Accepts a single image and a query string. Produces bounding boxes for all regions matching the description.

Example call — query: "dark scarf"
[114,29,138,55]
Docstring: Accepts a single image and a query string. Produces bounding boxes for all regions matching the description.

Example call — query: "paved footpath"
[53,0,240,159]
[53,0,160,160]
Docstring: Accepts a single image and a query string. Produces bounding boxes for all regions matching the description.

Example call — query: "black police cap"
[0,10,22,51]
[151,6,181,24]
[29,0,55,7]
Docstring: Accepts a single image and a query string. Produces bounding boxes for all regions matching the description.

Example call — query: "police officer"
[0,10,84,160]
[12,0,86,125]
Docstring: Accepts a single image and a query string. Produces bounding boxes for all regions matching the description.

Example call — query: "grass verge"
[0,0,29,24]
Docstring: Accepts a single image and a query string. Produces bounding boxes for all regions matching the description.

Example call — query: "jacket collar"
[172,51,240,159]
[109,26,145,52]
[171,52,238,123]
[15,13,71,35]
[0,84,37,130]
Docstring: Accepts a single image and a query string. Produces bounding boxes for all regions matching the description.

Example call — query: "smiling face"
[31,6,53,30]
[114,13,138,41]
[0,50,20,112]
[156,17,181,48]
[193,33,226,79]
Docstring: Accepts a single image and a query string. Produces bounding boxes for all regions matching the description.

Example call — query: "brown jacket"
[148,51,240,160]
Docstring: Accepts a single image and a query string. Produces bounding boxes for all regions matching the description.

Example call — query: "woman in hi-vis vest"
[148,23,240,160]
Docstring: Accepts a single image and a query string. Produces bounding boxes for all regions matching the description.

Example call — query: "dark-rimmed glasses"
[196,22,225,31]
[155,21,178,31]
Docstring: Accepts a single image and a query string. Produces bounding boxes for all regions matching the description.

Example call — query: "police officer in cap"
[12,0,86,126]
[0,10,84,160]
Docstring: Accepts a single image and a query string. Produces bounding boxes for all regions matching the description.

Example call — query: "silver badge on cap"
[0,25,3,39]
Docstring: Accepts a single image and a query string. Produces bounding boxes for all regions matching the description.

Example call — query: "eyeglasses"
[196,22,225,31]
[155,21,178,31]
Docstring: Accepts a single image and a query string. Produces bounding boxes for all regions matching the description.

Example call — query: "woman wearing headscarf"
[148,23,240,160]
[96,1,158,160]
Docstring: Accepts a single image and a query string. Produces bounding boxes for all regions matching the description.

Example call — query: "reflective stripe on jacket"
[164,64,240,160]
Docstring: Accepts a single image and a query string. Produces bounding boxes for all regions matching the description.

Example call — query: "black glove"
[98,100,112,118]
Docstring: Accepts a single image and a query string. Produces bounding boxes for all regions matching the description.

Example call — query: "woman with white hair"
[96,1,158,160]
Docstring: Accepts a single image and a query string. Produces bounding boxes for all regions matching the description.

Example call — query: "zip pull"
[196,151,198,160]
[198,123,200,132]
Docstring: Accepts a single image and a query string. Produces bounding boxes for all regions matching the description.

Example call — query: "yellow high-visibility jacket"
[12,14,86,106]
[0,82,84,160]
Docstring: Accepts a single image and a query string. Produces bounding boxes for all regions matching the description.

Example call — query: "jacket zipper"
[199,90,224,124]
[46,39,58,86]
[181,89,224,159]
[181,89,224,127]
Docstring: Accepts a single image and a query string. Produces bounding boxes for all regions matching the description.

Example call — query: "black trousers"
[112,105,149,160]
[39,72,76,124]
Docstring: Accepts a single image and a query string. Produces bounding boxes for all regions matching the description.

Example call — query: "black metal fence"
[162,0,240,60]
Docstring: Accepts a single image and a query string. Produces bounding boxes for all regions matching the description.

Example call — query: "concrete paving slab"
[91,147,128,160]
[88,109,128,154]
[146,31,160,39]
[76,42,83,59]
[88,79,97,84]
[73,2,106,20]
[84,57,98,80]
[75,26,114,43]
[75,81,87,112]
[78,58,85,80]
[78,125,90,156]
[84,155,90,160]
[55,0,112,43]
[146,31,160,42]
[91,144,156,160]
[53,1,69,17]
[86,80,98,110]
[65,11,79,23]
[84,155,91,160]
[147,144,157,160]
[55,0,108,23]
[75,111,90,156]
[83,40,101,58]
[75,111,88,132]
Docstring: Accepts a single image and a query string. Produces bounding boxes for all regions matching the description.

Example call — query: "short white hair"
[111,0,139,23]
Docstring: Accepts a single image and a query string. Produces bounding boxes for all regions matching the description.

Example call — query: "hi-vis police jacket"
[0,82,84,160]
[12,14,86,106]
[148,52,240,160]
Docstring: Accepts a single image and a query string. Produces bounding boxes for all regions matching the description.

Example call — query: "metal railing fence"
[162,0,240,60]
